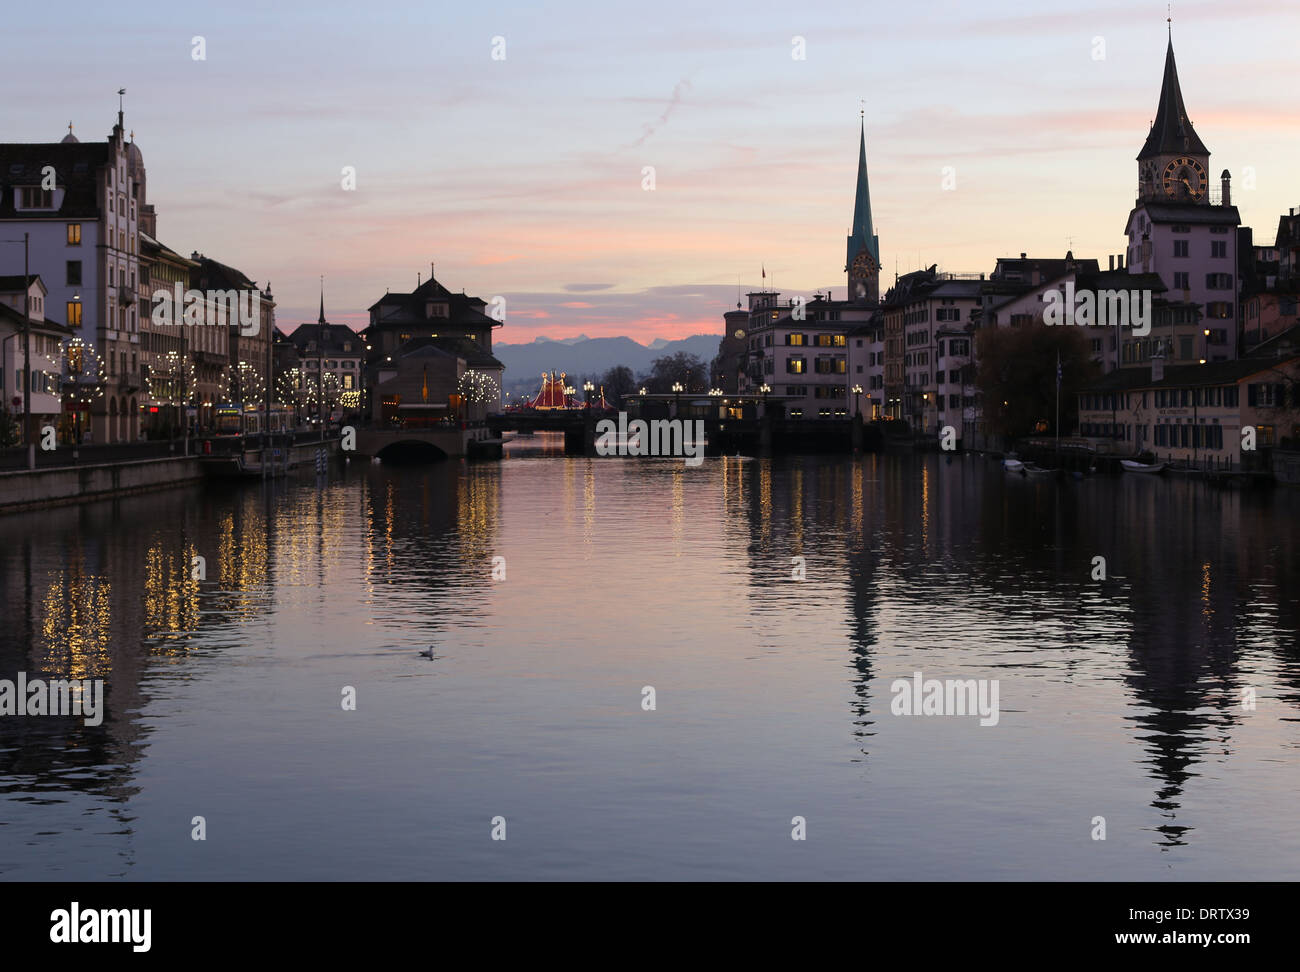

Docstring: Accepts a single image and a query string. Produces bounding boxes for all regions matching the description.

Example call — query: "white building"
[0,111,143,442]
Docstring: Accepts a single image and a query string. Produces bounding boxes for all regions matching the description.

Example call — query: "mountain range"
[494,334,720,387]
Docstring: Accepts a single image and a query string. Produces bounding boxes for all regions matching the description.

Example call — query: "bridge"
[488,408,880,456]
[351,425,502,462]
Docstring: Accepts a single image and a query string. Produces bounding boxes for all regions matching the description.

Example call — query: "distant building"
[362,268,504,419]
[283,294,365,418]
[138,233,197,436]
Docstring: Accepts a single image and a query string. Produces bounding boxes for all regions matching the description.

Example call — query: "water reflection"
[0,445,1297,877]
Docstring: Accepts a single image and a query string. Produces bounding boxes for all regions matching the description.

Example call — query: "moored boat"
[1003,457,1024,472]
[1121,459,1166,475]
[1021,463,1056,479]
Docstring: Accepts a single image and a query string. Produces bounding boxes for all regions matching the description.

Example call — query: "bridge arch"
[374,438,450,463]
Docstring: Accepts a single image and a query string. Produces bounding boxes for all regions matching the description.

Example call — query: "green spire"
[846,118,879,271]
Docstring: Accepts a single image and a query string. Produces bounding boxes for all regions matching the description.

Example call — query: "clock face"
[851,251,878,277]
[1163,157,1207,198]
[733,329,745,339]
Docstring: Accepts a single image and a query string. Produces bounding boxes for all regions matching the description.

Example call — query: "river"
[1,435,1297,880]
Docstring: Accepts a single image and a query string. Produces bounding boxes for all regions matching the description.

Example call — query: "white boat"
[1003,458,1024,472]
[1022,463,1056,479]
[1121,459,1166,475]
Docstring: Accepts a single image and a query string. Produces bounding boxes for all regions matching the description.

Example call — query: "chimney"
[1109,255,1115,271]
[1020,252,1026,259]
[1221,170,1231,207]
[1118,253,1125,270]
[430,262,435,281]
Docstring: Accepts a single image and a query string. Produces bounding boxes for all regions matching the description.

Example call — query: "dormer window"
[426,301,448,318]
[19,187,54,209]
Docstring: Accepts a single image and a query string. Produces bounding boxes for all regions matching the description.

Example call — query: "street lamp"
[672,381,684,414]
[583,380,594,406]
[851,383,863,418]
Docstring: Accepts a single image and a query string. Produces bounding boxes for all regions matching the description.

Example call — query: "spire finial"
[319,275,325,324]
[1168,3,1172,36]
[67,121,73,135]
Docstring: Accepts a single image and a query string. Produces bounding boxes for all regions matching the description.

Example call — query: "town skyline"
[7,0,1300,340]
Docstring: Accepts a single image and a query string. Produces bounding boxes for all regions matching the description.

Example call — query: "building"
[0,274,71,441]
[138,232,197,436]
[283,294,366,420]
[723,118,883,419]
[880,266,983,433]
[189,253,275,423]
[1125,31,1240,361]
[363,268,504,419]
[0,111,143,442]
[1077,341,1300,464]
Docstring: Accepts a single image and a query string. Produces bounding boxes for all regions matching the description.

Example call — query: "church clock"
[1162,157,1207,199]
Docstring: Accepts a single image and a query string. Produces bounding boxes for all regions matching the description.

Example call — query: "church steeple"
[846,114,881,303]
[1137,31,1208,161]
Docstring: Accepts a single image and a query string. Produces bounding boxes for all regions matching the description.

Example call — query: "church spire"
[1137,30,1208,160]
[846,112,881,302]
[318,277,326,325]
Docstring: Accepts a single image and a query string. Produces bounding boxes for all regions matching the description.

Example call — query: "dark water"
[1,436,1297,880]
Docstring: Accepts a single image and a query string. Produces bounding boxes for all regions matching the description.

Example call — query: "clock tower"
[1137,27,1211,203]
[1124,24,1240,365]
[846,116,880,304]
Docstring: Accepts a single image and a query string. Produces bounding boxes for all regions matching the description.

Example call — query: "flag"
[761,264,765,280]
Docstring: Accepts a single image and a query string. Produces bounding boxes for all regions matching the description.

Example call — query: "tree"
[641,351,707,394]
[975,325,1098,439]
[600,365,636,405]
[0,404,18,449]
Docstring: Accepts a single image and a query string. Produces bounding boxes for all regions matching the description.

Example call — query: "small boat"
[1003,457,1024,473]
[1121,459,1166,475]
[1021,463,1056,479]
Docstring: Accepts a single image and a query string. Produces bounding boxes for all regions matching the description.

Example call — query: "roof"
[0,141,111,219]
[0,274,43,293]
[0,302,71,332]
[403,334,503,370]
[366,274,496,330]
[845,120,880,270]
[284,321,363,355]
[190,253,259,292]
[1137,37,1209,160]
[1131,201,1240,225]
[1084,357,1298,393]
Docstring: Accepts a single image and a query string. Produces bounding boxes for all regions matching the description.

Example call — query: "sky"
[7,0,1300,343]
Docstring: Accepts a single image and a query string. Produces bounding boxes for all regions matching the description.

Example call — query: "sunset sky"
[9,0,1300,343]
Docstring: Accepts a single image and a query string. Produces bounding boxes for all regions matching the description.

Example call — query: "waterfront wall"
[0,456,204,514]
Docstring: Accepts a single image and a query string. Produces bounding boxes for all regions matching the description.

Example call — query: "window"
[1248,383,1285,407]
[1173,272,1189,289]
[1171,224,1191,233]
[66,260,81,286]
[786,358,806,374]
[786,333,806,346]
[1205,302,1233,320]
[1211,241,1227,258]
[1173,240,1189,258]
[67,223,82,245]
[1205,273,1232,290]
[67,301,82,325]
[20,187,54,209]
